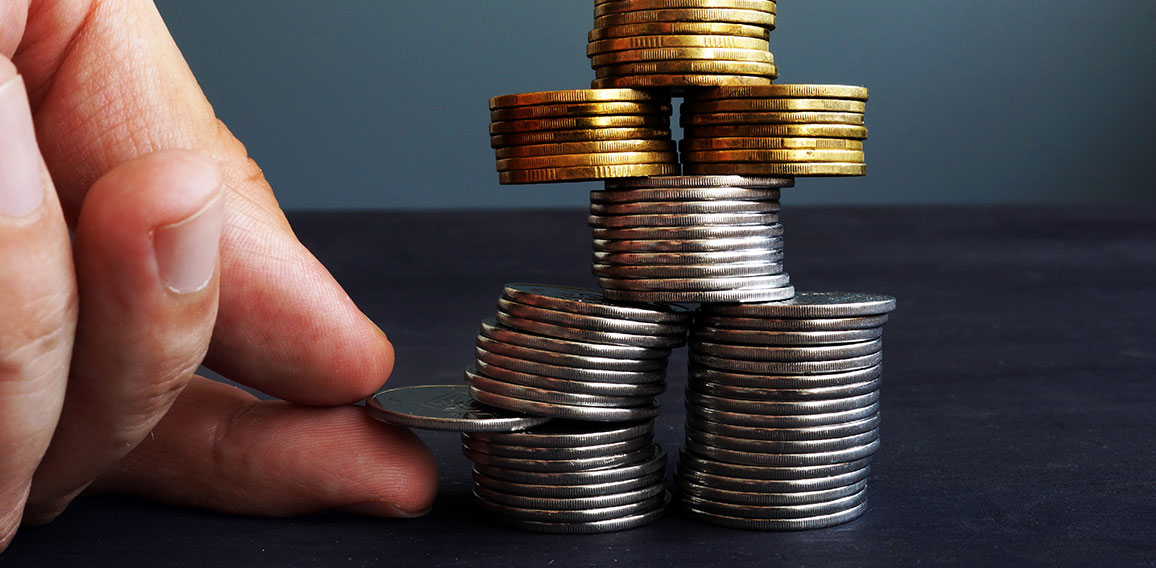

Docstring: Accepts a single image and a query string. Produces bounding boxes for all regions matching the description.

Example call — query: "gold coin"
[491,101,671,121]
[682,98,866,113]
[594,0,777,18]
[685,84,869,100]
[498,163,681,184]
[591,47,773,66]
[490,127,672,148]
[587,34,768,56]
[490,115,670,134]
[679,137,862,151]
[681,111,864,126]
[684,162,866,176]
[680,149,865,163]
[682,123,868,139]
[594,8,777,29]
[588,21,769,41]
[496,151,678,171]
[591,74,773,90]
[595,60,777,78]
[489,88,667,109]
[495,139,676,159]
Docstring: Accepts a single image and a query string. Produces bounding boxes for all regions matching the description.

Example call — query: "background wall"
[154,1,1156,209]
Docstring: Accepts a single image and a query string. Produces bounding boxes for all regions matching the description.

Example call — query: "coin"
[470,386,663,422]
[490,88,666,109]
[682,488,867,520]
[490,127,672,148]
[495,139,676,159]
[364,385,550,432]
[683,98,867,113]
[474,491,667,523]
[685,84,869,100]
[677,477,869,506]
[480,319,669,361]
[593,236,784,253]
[681,123,867,139]
[691,325,883,345]
[685,437,879,466]
[681,111,865,126]
[594,248,782,265]
[603,286,795,303]
[678,450,873,481]
[589,212,779,228]
[679,137,864,151]
[690,338,883,361]
[495,504,667,534]
[496,151,678,171]
[587,35,769,56]
[500,163,681,184]
[685,412,880,441]
[468,420,654,448]
[594,60,778,78]
[679,149,866,163]
[594,8,777,28]
[676,462,870,492]
[474,469,666,498]
[593,0,777,17]
[462,434,654,460]
[474,483,664,510]
[703,291,898,317]
[591,74,774,90]
[695,313,889,331]
[503,283,692,324]
[682,499,867,530]
[684,163,867,176]
[477,336,666,372]
[590,223,782,240]
[593,261,782,279]
[497,298,687,336]
[605,174,793,189]
[473,361,666,397]
[467,371,656,409]
[688,401,880,428]
[587,21,769,41]
[599,273,790,291]
[476,445,666,485]
[687,377,882,402]
[688,364,883,389]
[591,186,783,202]
[496,311,686,349]
[590,199,779,216]
[476,347,667,384]
[685,427,880,454]
[691,350,883,374]
[491,115,670,134]
[491,101,671,121]
[463,444,656,472]
[688,390,880,415]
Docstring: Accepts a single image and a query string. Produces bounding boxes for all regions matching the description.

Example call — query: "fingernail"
[154,193,224,294]
[0,63,46,218]
[339,501,431,519]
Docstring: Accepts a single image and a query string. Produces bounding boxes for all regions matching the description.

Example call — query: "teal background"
[154,1,1156,209]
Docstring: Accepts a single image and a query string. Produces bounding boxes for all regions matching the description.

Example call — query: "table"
[4,205,1154,566]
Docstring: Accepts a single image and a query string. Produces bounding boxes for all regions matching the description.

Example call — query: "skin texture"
[0,0,438,551]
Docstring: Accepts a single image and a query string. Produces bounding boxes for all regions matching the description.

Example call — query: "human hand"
[0,2,436,550]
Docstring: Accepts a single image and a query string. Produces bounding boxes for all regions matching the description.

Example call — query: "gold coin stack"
[680,85,868,176]
[587,0,778,90]
[489,89,680,184]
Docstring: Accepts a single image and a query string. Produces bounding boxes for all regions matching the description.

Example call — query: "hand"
[0,2,436,550]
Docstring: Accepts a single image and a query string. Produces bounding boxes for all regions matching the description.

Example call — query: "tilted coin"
[691,325,882,346]
[594,248,782,265]
[466,371,656,409]
[593,260,782,279]
[685,438,880,467]
[687,389,881,415]
[463,444,656,472]
[587,21,769,41]
[683,98,867,113]
[687,377,882,402]
[587,34,769,56]
[480,319,670,360]
[588,211,779,228]
[500,163,681,184]
[503,283,692,324]
[473,361,667,397]
[695,313,889,331]
[603,285,795,304]
[364,385,550,432]
[590,199,780,216]
[468,419,654,448]
[474,469,665,498]
[474,491,667,523]
[496,298,687,336]
[591,185,784,202]
[475,445,666,485]
[490,127,672,148]
[477,335,666,371]
[496,311,686,349]
[593,235,784,253]
[590,223,783,241]
[496,151,678,172]
[678,449,873,481]
[702,291,898,317]
[679,149,866,164]
[683,499,867,530]
[490,88,666,109]
[681,111,865,127]
[691,350,883,374]
[677,477,869,506]
[461,433,653,460]
[679,137,863,151]
[684,163,867,176]
[591,75,774,90]
[688,363,883,389]
[473,483,665,511]
[605,174,793,189]
[594,8,777,28]
[598,273,790,291]
[476,347,667,384]
[594,60,778,78]
[676,462,870,492]
[685,426,880,454]
[685,412,881,441]
[684,84,869,101]
[495,139,676,159]
[490,115,669,134]
[681,123,867,139]
[470,386,662,422]
[689,337,883,362]
[593,0,777,17]
[491,101,671,121]
[688,401,880,428]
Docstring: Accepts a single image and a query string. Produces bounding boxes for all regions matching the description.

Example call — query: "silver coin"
[466,371,654,409]
[688,389,880,415]
[691,325,882,346]
[476,445,666,485]
[685,438,881,467]
[604,175,793,189]
[474,491,667,523]
[480,319,671,360]
[467,419,654,448]
[680,488,867,520]
[689,364,883,389]
[703,291,897,318]
[474,483,665,511]
[590,200,781,216]
[687,377,881,402]
[686,413,880,442]
[690,338,883,362]
[679,450,872,481]
[476,335,666,372]
[677,477,868,506]
[473,469,665,498]
[603,285,795,304]
[686,426,880,454]
[683,499,867,530]
[592,235,783,252]
[473,361,666,397]
[589,212,779,228]
[462,444,655,473]
[594,261,783,279]
[462,433,653,460]
[502,283,692,324]
[498,298,687,337]
[591,186,783,202]
[676,462,870,493]
[470,386,662,422]
[695,313,890,331]
[496,311,686,349]
[476,347,666,384]
[492,495,668,534]
[591,223,783,241]
[599,273,790,291]
[364,385,550,432]
[593,248,782,265]
[691,351,883,374]
[689,401,881,428]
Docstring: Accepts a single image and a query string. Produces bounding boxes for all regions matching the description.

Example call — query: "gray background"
[155,1,1156,209]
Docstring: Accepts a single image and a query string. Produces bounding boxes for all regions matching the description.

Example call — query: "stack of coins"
[490,89,680,184]
[462,421,671,533]
[589,175,795,303]
[674,292,895,529]
[588,0,779,90]
[467,283,690,421]
[680,85,869,176]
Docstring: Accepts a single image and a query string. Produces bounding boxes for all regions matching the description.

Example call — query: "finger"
[92,377,439,518]
[24,150,223,524]
[0,58,76,548]
[10,1,393,404]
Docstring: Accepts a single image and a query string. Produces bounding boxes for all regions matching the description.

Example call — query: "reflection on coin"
[685,413,880,441]
[589,199,780,215]
[472,361,667,397]
[462,434,653,460]
[496,139,676,159]
[593,260,782,279]
[684,499,867,530]
[685,437,881,467]
[489,88,666,109]
[682,123,867,139]
[591,223,783,241]
[496,151,678,171]
[491,101,671,121]
[684,162,867,176]
[503,283,692,324]
[691,325,882,346]
[680,149,866,163]
[690,338,883,361]
[605,175,793,189]
[594,8,777,28]
[685,426,880,454]
[589,211,779,228]
[593,236,783,253]
[679,450,873,481]
[476,347,666,383]
[497,297,687,335]
[688,364,884,389]
[591,74,774,90]
[587,34,769,56]
[683,98,867,113]
[476,445,667,485]
[500,163,681,184]
[679,137,863,151]
[496,311,686,349]
[685,84,869,100]
[595,60,777,78]
[677,477,868,506]
[602,285,795,304]
[476,335,667,371]
[480,319,670,360]
[687,377,882,402]
[689,401,881,428]
[491,115,669,134]
[594,248,782,265]
[688,389,881,415]
[462,444,655,473]
[364,385,550,432]
[591,186,784,202]
[474,491,667,523]
[468,420,654,448]
[491,127,672,148]
[474,469,666,498]
[703,291,898,317]
[593,0,777,17]
[587,21,769,42]
[676,462,870,493]
[690,350,882,374]
[695,313,889,331]
[474,483,665,511]
[682,111,864,127]
[467,371,655,409]
[599,273,790,291]
[681,488,866,519]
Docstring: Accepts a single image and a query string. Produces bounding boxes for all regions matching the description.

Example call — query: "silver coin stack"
[675,292,895,529]
[590,175,796,304]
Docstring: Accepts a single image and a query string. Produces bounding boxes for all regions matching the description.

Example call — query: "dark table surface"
[4,205,1155,567]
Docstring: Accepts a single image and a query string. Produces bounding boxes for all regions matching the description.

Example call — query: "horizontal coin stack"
[489,90,679,184]
[588,0,778,90]
[676,292,894,529]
